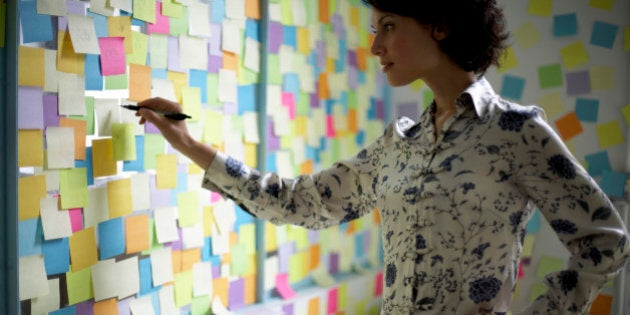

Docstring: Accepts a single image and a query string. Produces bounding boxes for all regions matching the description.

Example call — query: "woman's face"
[370,9,445,87]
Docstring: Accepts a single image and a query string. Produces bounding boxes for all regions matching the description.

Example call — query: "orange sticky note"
[172,250,183,274]
[18,175,47,221]
[212,277,229,307]
[309,244,321,270]
[69,227,98,272]
[60,118,87,160]
[125,214,150,254]
[318,0,329,23]
[107,178,133,218]
[128,63,152,102]
[18,46,45,87]
[222,51,239,71]
[18,129,44,167]
[92,138,117,178]
[181,248,201,271]
[57,30,85,75]
[318,73,330,99]
[356,47,367,71]
[245,0,260,19]
[347,109,358,133]
[308,296,321,315]
[244,274,256,304]
[94,298,119,315]
[589,293,612,314]
[300,160,314,175]
[555,112,583,141]
[156,154,178,189]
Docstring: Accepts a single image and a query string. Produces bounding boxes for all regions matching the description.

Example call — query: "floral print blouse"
[202,77,630,314]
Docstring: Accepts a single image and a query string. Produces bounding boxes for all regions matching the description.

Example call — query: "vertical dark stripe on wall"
[1,1,19,314]
[256,0,270,304]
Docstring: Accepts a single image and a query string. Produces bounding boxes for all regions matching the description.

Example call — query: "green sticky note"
[143,134,166,170]
[174,271,193,307]
[182,86,203,122]
[191,295,212,315]
[536,256,565,279]
[281,0,293,25]
[423,90,434,109]
[142,218,163,255]
[560,41,589,69]
[169,8,189,36]
[133,0,157,23]
[59,168,88,209]
[162,0,184,18]
[105,74,128,90]
[127,31,148,66]
[589,0,615,10]
[0,3,6,48]
[267,55,283,85]
[66,267,94,305]
[230,243,249,276]
[112,123,136,161]
[70,97,95,136]
[206,73,221,107]
[239,223,256,254]
[538,64,563,89]
[177,191,201,227]
[289,252,305,283]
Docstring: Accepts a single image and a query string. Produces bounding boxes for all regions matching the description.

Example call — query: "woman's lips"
[381,62,393,72]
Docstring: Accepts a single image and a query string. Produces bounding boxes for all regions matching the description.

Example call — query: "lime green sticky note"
[162,0,184,18]
[203,110,224,146]
[239,223,256,254]
[133,0,157,23]
[528,0,553,16]
[170,8,189,36]
[498,46,518,73]
[206,74,220,107]
[560,41,589,69]
[337,282,348,309]
[625,27,630,51]
[0,3,6,48]
[597,120,624,148]
[289,252,305,283]
[538,64,563,89]
[590,66,614,90]
[267,55,283,85]
[177,191,201,227]
[423,90,434,109]
[191,295,212,315]
[142,218,163,255]
[105,74,128,90]
[174,270,193,307]
[182,86,203,122]
[112,123,136,161]
[355,300,366,315]
[66,267,94,305]
[621,104,630,125]
[536,256,565,279]
[589,0,615,10]
[143,134,165,170]
[230,243,249,276]
[281,0,293,25]
[59,168,88,209]
[127,31,148,66]
[529,283,548,302]
[70,97,95,136]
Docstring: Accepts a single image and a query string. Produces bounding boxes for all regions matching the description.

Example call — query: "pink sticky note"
[281,92,296,119]
[275,274,296,300]
[327,288,338,314]
[147,2,170,34]
[210,192,222,203]
[69,208,83,232]
[326,115,336,138]
[375,272,383,296]
[517,261,525,279]
[98,37,127,76]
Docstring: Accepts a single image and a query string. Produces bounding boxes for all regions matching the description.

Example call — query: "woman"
[137,0,630,313]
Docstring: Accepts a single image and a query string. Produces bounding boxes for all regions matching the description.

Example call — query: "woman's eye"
[384,23,394,31]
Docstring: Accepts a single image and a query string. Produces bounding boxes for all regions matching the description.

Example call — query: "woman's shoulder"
[483,97,548,133]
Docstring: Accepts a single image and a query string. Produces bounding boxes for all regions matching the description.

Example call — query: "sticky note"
[147,2,170,34]
[133,0,157,23]
[18,46,45,87]
[58,73,87,116]
[596,120,624,148]
[156,154,178,189]
[125,214,150,254]
[98,218,125,259]
[18,175,47,221]
[57,30,85,75]
[60,118,88,160]
[591,21,618,49]
[108,16,133,52]
[93,299,118,315]
[66,267,94,305]
[19,255,49,300]
[553,13,577,37]
[575,98,599,122]
[625,27,630,51]
[589,0,615,11]
[69,227,98,272]
[58,168,88,210]
[30,278,60,314]
[497,46,518,73]
[500,75,526,101]
[536,255,565,279]
[67,14,101,54]
[192,262,213,297]
[19,0,53,43]
[555,112,583,141]
[528,0,552,16]
[18,130,44,167]
[42,237,70,275]
[91,138,117,178]
[99,37,127,75]
[46,127,75,169]
[513,21,541,50]
[590,66,614,90]
[275,273,296,299]
[111,123,137,161]
[174,270,193,307]
[40,197,72,240]
[566,70,591,95]
[560,41,589,69]
[538,64,563,89]
[600,170,627,197]
[129,63,152,101]
[189,1,211,37]
[529,283,548,302]
[590,294,613,314]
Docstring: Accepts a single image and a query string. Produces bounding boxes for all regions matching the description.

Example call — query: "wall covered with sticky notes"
[392,0,629,314]
[15,0,386,314]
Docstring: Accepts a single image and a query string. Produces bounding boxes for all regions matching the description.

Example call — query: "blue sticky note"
[283,25,297,49]
[526,210,540,234]
[87,12,109,38]
[139,257,161,295]
[19,218,43,256]
[265,153,277,173]
[282,74,300,98]
[553,13,578,37]
[237,85,256,114]
[175,171,188,193]
[50,306,76,315]
[234,205,255,231]
[355,233,364,258]
[210,0,225,23]
[202,237,213,261]
[85,54,103,91]
[500,75,526,101]
[591,21,618,49]
[245,19,259,41]
[335,40,348,72]
[98,217,125,259]
[600,170,627,197]
[575,98,599,122]
[123,136,145,172]
[19,0,53,43]
[42,238,70,275]
[151,68,168,79]
[585,151,611,177]
[189,70,208,103]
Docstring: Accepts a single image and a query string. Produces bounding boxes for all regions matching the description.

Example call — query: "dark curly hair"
[361,0,510,74]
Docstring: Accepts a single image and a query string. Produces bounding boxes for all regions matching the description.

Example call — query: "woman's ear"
[432,23,449,41]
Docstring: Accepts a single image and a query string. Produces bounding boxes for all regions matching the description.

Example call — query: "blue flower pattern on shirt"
[201,78,630,314]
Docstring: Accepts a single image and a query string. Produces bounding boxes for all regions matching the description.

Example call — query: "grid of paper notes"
[16,0,386,314]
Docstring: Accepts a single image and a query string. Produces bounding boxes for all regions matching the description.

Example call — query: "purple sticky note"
[268,22,283,54]
[282,304,294,315]
[277,242,294,273]
[75,301,94,315]
[167,36,185,72]
[67,0,86,15]
[310,93,319,108]
[150,174,173,208]
[329,252,339,274]
[144,121,161,134]
[223,102,238,115]
[348,66,358,90]
[266,120,280,151]
[43,94,60,128]
[209,23,223,56]
[332,14,345,40]
[316,41,326,69]
[229,278,246,310]
[208,54,222,73]
[307,230,319,243]
[566,70,591,95]
[117,297,132,315]
[18,86,44,129]
[375,99,385,120]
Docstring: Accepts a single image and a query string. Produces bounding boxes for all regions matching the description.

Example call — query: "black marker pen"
[121,104,192,121]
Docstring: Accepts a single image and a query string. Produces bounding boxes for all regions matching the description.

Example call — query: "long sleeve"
[515,112,630,314]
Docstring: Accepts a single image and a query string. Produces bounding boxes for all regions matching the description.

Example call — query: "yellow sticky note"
[536,91,565,121]
[589,0,615,10]
[66,267,94,305]
[18,130,44,167]
[528,0,553,16]
[498,46,518,73]
[174,270,193,307]
[127,31,148,65]
[560,41,589,69]
[590,66,614,90]
[265,222,278,252]
[529,283,548,302]
[18,175,47,221]
[177,191,200,227]
[107,178,133,219]
[111,123,136,161]
[162,0,184,18]
[230,243,248,276]
[625,27,630,51]
[203,110,224,145]
[60,118,87,160]
[244,143,257,168]
[621,104,630,125]
[133,0,157,23]
[167,71,188,103]
[409,79,425,91]
[18,46,45,87]
[514,21,541,50]
[239,223,256,254]
[108,16,133,53]
[92,138,117,178]
[297,27,310,54]
[182,86,203,122]
[157,154,178,189]
[125,214,150,254]
[69,227,98,272]
[57,30,85,75]
[536,255,565,279]
[597,120,624,149]
[59,168,88,209]
[522,234,536,257]
[308,296,320,315]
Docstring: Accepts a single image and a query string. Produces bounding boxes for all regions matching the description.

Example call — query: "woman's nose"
[370,36,383,56]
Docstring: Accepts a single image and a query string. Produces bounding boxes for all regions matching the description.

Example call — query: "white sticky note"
[37,0,66,16]
[89,0,115,16]
[264,256,279,290]
[44,49,59,93]
[212,295,234,315]
[225,0,245,19]
[67,14,101,54]
[40,196,72,240]
[151,78,177,101]
[192,262,213,297]
[211,229,230,256]
[275,151,294,178]
[92,257,139,301]
[243,112,260,143]
[272,106,291,136]
[131,173,151,212]
[94,98,121,137]
[188,1,211,37]
[182,223,204,249]
[218,69,238,103]
[110,0,133,13]
[221,19,242,54]
[129,295,156,315]
[46,127,75,169]
[291,137,306,165]
[154,206,180,244]
[19,255,50,300]
[150,247,174,286]
[84,186,109,228]
[179,35,208,70]
[58,73,86,116]
[31,278,60,314]
[244,38,260,73]
[159,285,178,315]
[279,45,295,73]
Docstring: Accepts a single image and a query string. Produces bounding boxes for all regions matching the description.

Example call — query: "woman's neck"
[425,68,477,115]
